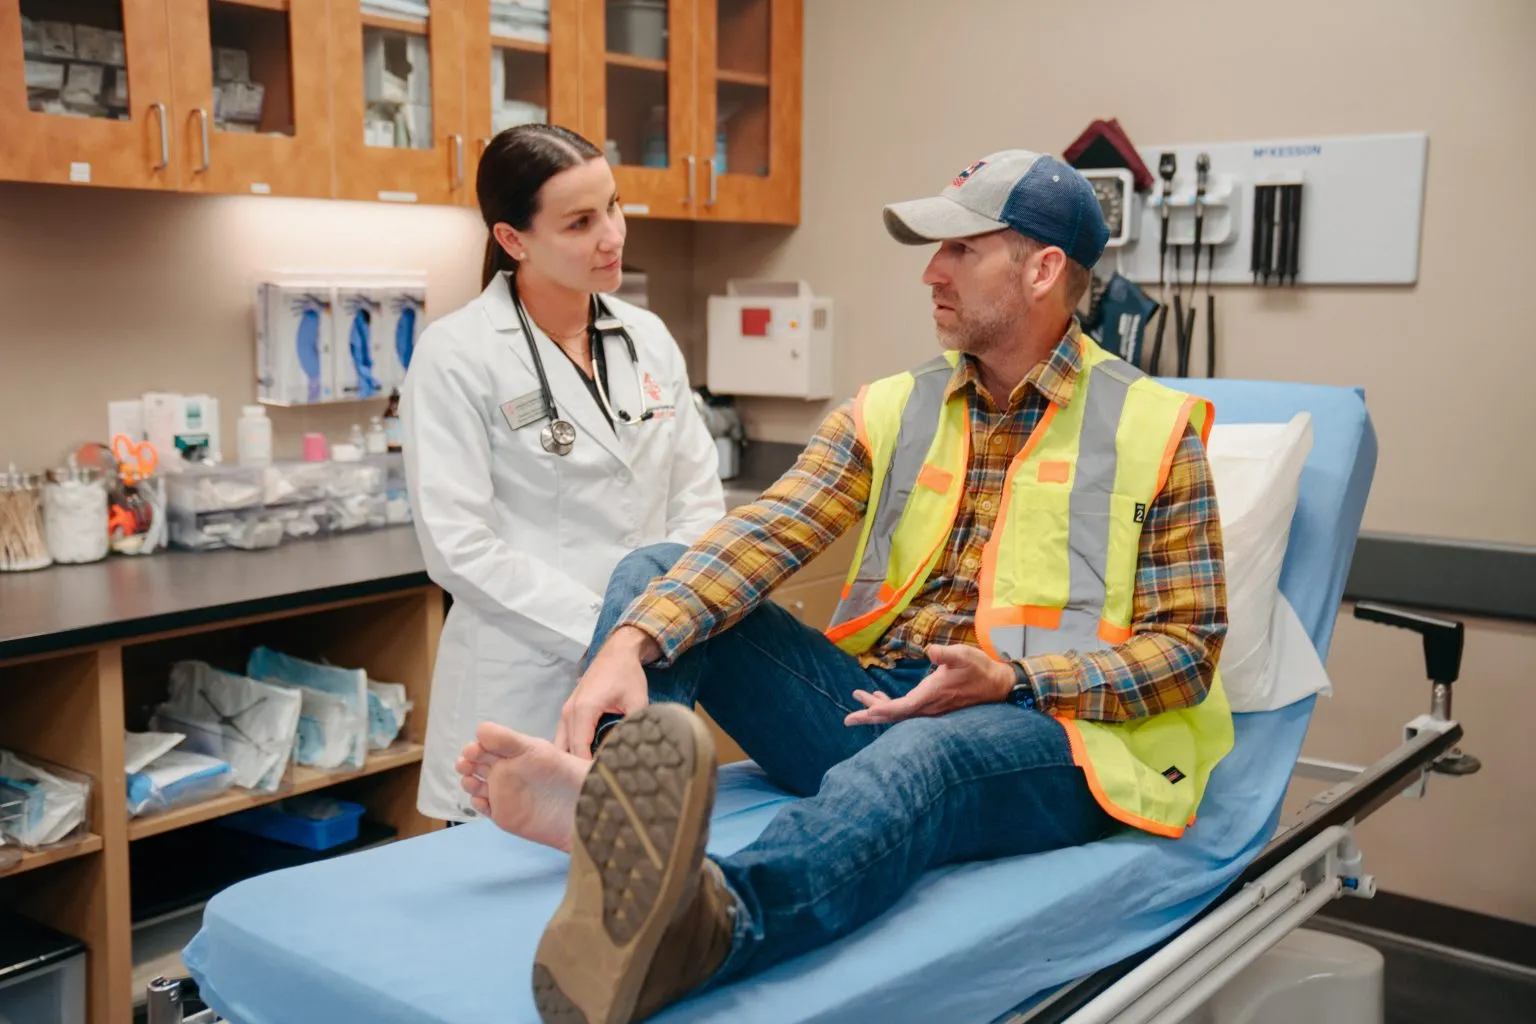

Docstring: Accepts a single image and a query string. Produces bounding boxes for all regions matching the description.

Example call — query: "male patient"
[457,150,1234,1024]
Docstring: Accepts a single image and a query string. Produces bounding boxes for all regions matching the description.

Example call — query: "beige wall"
[0,184,698,468]
[695,0,1536,924]
[1,0,1533,926]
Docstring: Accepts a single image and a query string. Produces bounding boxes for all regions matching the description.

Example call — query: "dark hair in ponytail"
[478,123,604,288]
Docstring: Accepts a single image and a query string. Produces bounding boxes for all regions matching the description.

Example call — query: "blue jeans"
[592,544,1115,985]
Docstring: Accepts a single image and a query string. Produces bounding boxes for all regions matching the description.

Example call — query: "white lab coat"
[401,273,726,820]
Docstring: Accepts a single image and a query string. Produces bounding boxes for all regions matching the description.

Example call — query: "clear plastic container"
[380,452,412,524]
[0,750,93,851]
[166,464,265,515]
[170,507,285,551]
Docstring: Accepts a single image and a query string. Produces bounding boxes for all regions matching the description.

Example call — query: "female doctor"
[401,124,726,821]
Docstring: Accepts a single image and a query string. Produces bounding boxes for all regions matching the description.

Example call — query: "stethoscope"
[509,279,656,456]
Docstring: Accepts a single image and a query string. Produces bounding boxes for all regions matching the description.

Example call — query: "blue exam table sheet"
[185,379,1377,1024]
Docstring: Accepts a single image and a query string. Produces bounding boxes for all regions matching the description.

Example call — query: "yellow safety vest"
[826,333,1233,838]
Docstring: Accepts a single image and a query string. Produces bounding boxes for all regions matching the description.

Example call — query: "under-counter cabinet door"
[166,0,335,197]
[0,0,178,189]
[694,0,798,224]
[580,0,699,220]
[329,0,468,205]
[462,0,580,205]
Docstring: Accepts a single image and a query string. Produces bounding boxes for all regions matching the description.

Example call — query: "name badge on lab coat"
[500,389,546,431]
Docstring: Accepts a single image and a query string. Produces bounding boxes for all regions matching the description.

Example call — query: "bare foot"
[456,722,588,853]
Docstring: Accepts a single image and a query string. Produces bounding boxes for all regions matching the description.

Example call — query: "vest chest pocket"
[999,483,1071,609]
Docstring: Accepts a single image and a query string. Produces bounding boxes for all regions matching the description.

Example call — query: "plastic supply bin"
[0,914,86,1024]
[218,798,366,851]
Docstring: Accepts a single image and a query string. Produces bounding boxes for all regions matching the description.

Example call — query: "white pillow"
[1204,413,1321,712]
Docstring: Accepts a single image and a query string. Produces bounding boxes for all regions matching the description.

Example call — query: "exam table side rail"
[1002,602,1479,1024]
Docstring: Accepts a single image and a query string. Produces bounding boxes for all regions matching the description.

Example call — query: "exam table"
[155,379,1479,1024]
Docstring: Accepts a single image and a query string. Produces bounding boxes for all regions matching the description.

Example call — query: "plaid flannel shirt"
[621,328,1227,723]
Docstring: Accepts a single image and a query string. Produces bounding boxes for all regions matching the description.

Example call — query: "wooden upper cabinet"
[580,0,699,221]
[0,0,179,190]
[461,0,580,208]
[695,0,798,224]
[165,0,335,198]
[329,0,469,206]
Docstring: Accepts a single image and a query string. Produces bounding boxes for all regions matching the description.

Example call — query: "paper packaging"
[75,25,125,66]
[334,285,389,400]
[62,62,104,105]
[20,16,42,55]
[214,46,250,83]
[39,21,74,58]
[257,282,336,404]
[376,282,427,391]
[24,60,65,91]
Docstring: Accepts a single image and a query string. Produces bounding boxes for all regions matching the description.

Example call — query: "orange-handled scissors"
[111,434,159,485]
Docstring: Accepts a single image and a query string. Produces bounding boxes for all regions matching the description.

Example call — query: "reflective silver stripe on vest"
[828,356,953,629]
[991,358,1146,661]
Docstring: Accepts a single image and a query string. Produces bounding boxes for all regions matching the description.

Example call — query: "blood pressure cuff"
[1093,273,1160,368]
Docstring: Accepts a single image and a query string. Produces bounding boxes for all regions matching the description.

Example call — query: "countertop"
[0,527,431,663]
[0,481,776,665]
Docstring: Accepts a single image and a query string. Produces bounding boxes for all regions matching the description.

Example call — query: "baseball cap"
[883,149,1110,269]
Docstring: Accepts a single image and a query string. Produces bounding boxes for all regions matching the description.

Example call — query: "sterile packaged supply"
[334,285,388,401]
[127,749,235,818]
[25,59,65,91]
[151,661,303,792]
[367,680,413,750]
[170,507,285,552]
[125,731,187,774]
[263,460,328,505]
[0,750,92,850]
[267,501,329,542]
[43,456,109,565]
[326,447,386,533]
[214,46,250,83]
[246,647,369,770]
[167,464,264,515]
[39,21,74,58]
[257,282,336,405]
[74,25,125,65]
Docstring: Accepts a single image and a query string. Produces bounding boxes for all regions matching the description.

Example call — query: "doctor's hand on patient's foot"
[556,625,660,759]
[456,723,588,852]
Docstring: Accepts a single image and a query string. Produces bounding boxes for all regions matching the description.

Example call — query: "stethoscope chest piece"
[540,418,577,456]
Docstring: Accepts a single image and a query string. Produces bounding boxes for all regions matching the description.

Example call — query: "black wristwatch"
[1006,661,1038,710]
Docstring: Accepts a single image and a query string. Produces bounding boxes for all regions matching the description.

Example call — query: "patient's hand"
[843,644,1013,726]
[556,626,656,758]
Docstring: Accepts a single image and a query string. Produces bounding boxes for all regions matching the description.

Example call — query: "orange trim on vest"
[877,582,896,603]
[1037,460,1071,484]
[976,404,1059,662]
[1154,396,1198,499]
[851,385,872,455]
[1098,620,1132,645]
[916,464,954,494]
[1059,720,1186,839]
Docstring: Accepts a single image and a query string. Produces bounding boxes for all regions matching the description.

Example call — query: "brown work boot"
[532,704,733,1023]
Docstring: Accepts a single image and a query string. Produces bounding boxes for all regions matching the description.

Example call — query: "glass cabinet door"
[331,0,468,205]
[167,0,335,197]
[0,0,177,189]
[463,0,579,204]
[582,0,697,220]
[696,0,798,223]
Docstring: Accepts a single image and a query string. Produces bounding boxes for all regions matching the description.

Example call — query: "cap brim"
[882,196,1008,245]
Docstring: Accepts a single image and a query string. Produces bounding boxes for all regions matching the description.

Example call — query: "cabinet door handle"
[194,108,211,173]
[150,102,169,170]
[450,134,465,189]
[707,158,717,207]
[684,154,696,205]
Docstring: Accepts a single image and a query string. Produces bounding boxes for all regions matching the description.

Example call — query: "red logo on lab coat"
[642,372,664,402]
